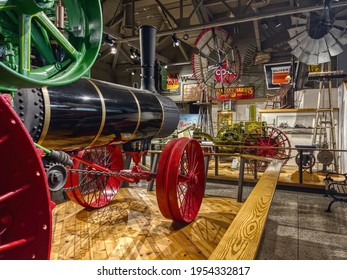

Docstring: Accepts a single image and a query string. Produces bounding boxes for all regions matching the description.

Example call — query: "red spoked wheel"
[65,145,124,209]
[0,95,51,259]
[156,138,206,223]
[242,126,291,170]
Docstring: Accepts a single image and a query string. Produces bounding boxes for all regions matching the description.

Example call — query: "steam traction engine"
[0,1,205,259]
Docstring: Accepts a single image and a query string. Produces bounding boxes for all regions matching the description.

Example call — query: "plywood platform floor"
[50,188,243,260]
[207,159,326,190]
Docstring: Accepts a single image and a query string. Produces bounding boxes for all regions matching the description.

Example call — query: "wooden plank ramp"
[209,158,283,260]
[50,188,243,260]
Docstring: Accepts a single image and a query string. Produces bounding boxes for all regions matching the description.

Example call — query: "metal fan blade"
[306,54,319,65]
[330,28,347,45]
[299,52,310,64]
[291,36,310,58]
[328,42,343,56]
[317,35,330,63]
[298,38,316,64]
[288,31,308,49]
[335,9,347,18]
[325,33,343,56]
[318,37,328,53]
[287,26,307,38]
[333,20,347,29]
[318,51,330,64]
[290,15,307,26]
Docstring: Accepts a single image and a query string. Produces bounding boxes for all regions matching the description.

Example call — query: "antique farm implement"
[0,1,205,259]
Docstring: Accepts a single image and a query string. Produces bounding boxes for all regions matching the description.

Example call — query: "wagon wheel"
[0,95,51,259]
[295,153,316,169]
[65,145,124,209]
[156,138,206,223]
[242,126,291,171]
[0,0,102,90]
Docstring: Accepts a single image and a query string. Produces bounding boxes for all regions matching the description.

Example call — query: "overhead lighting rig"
[171,34,180,47]
[130,47,140,60]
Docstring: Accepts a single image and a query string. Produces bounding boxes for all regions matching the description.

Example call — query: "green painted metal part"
[0,0,102,90]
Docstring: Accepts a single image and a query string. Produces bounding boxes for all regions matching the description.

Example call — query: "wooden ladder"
[311,69,338,172]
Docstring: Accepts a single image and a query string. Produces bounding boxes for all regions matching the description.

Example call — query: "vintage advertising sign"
[215,86,254,100]
[167,73,179,90]
[264,62,297,90]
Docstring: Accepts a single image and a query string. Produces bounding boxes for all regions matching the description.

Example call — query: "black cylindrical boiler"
[14,78,179,151]
[13,25,179,151]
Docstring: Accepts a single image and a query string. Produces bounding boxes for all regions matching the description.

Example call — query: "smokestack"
[139,25,157,93]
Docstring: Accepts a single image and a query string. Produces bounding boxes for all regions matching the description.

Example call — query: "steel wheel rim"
[167,138,205,223]
[65,145,124,209]
[0,95,51,259]
[243,126,291,165]
[156,138,181,220]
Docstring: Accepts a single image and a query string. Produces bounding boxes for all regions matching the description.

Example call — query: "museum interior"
[0,0,346,261]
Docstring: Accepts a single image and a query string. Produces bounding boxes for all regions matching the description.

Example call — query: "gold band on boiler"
[125,89,141,142]
[37,87,50,145]
[153,95,165,139]
[87,79,106,147]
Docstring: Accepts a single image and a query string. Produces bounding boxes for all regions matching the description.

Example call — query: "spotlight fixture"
[131,70,136,75]
[183,33,189,40]
[103,34,116,46]
[110,47,117,54]
[130,48,140,60]
[171,34,180,47]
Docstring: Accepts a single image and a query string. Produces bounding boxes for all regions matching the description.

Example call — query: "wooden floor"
[207,159,326,189]
[50,188,243,260]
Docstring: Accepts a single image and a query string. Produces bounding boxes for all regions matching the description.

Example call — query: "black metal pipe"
[139,25,157,93]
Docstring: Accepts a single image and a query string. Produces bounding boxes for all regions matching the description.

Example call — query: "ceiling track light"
[130,47,140,60]
[171,33,180,47]
[110,47,117,54]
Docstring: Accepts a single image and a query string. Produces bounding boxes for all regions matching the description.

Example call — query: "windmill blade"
[287,26,307,38]
[328,42,344,56]
[330,27,347,45]
[318,51,331,64]
[335,9,347,18]
[317,38,330,64]
[325,33,343,56]
[288,31,308,49]
[306,39,319,65]
[333,20,347,29]
[306,54,319,65]
[291,35,310,58]
[290,15,307,26]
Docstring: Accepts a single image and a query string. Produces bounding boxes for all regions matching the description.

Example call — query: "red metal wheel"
[0,95,52,259]
[156,138,181,220]
[242,126,291,166]
[65,145,124,209]
[156,138,206,223]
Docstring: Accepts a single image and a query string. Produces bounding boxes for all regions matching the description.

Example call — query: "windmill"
[191,27,242,135]
[287,0,347,65]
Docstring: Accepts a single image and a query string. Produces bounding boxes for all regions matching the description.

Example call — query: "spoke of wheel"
[272,139,288,147]
[35,12,79,61]
[32,20,55,64]
[4,9,17,24]
[19,14,32,75]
